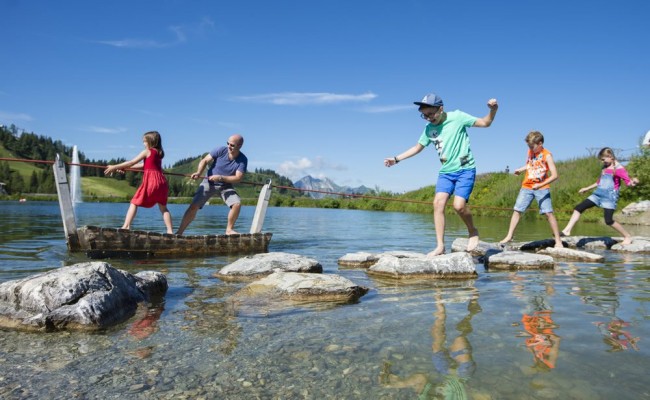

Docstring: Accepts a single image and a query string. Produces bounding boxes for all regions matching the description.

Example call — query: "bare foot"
[166,230,173,234]
[554,242,564,248]
[226,230,240,235]
[467,229,479,252]
[498,237,512,245]
[560,231,569,237]
[621,237,632,245]
[426,247,445,258]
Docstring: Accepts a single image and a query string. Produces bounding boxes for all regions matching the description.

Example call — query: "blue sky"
[1,0,648,193]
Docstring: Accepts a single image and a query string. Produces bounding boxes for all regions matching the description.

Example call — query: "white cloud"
[277,156,346,180]
[233,92,377,105]
[97,25,187,48]
[0,111,33,122]
[360,104,413,113]
[83,126,128,134]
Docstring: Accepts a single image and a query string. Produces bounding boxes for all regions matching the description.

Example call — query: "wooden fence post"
[250,180,272,234]
[53,154,80,250]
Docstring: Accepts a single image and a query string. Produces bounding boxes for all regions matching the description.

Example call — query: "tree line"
[0,125,302,197]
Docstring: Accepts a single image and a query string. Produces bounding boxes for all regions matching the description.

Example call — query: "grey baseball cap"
[414,93,443,107]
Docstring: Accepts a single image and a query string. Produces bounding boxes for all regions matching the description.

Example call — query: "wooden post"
[250,180,272,234]
[53,154,80,250]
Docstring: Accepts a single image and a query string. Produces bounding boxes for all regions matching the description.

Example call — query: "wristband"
[394,156,399,164]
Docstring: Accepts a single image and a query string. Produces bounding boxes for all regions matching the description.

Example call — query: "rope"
[0,156,527,212]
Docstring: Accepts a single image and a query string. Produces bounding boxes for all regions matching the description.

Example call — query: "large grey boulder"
[214,252,322,281]
[367,252,477,279]
[0,262,167,332]
[485,251,555,270]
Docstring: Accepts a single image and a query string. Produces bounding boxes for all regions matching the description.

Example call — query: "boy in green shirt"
[385,93,498,257]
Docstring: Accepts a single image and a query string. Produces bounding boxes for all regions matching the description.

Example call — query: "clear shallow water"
[0,201,649,399]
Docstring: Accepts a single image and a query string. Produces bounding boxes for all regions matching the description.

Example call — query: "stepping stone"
[611,238,650,253]
[537,247,604,262]
[451,238,501,256]
[338,252,379,268]
[367,252,477,279]
[485,250,554,270]
[214,252,322,281]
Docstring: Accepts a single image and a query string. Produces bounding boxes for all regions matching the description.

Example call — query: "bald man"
[176,134,247,235]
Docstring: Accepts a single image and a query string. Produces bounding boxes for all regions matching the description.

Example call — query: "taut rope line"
[0,156,528,211]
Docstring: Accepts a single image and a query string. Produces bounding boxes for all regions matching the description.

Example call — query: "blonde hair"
[143,131,164,158]
[525,131,544,145]
[597,147,616,162]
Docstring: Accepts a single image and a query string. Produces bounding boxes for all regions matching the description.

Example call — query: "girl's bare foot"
[621,237,632,245]
[426,247,445,258]
[498,237,512,245]
[226,229,240,235]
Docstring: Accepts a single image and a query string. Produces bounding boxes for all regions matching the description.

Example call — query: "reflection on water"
[0,201,649,399]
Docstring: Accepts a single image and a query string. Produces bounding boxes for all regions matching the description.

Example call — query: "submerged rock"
[0,262,167,332]
[214,252,322,281]
[235,271,369,302]
[367,252,477,279]
[485,251,554,270]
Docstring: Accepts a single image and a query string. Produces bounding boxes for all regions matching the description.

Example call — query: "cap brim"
[414,102,441,107]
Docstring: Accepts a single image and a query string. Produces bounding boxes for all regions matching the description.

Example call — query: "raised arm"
[473,98,499,128]
[384,143,425,167]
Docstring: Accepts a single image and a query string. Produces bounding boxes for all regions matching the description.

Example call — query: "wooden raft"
[53,154,273,259]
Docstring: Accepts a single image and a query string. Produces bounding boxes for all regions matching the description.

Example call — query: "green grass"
[0,144,44,181]
[82,176,136,200]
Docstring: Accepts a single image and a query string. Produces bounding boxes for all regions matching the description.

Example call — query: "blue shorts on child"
[513,188,554,214]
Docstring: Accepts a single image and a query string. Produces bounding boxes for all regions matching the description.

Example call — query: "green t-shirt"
[418,110,478,174]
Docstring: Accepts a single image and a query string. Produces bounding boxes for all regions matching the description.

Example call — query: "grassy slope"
[0,143,43,181]
[82,176,136,199]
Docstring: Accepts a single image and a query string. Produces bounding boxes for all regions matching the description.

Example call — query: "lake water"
[1,201,649,399]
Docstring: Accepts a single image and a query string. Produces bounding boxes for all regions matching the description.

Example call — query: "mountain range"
[293,175,372,199]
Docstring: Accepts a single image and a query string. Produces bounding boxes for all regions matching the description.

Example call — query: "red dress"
[131,148,169,207]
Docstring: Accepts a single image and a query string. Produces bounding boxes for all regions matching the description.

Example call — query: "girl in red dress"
[104,131,173,233]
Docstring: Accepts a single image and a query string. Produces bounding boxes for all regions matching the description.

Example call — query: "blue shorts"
[436,169,476,201]
[514,188,553,214]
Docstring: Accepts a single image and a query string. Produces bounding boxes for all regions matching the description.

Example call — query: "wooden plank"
[53,154,80,250]
[250,180,272,234]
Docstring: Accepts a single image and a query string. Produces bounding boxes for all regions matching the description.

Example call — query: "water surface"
[0,201,648,399]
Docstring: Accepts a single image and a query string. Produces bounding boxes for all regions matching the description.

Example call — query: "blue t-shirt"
[418,110,477,174]
[206,146,248,187]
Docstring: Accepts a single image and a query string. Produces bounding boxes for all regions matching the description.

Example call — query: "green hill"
[2,124,648,224]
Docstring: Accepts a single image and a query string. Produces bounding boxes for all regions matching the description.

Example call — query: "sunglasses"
[227,142,237,148]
